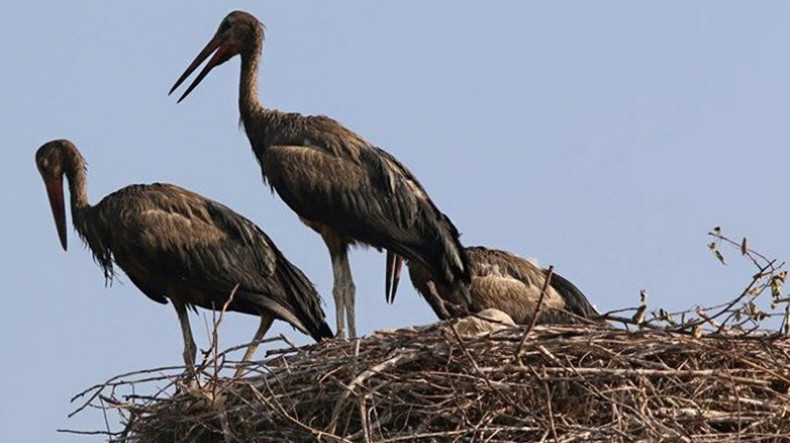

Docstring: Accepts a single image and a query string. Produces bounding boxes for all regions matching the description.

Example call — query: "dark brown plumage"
[406,246,599,325]
[170,11,471,338]
[36,139,332,375]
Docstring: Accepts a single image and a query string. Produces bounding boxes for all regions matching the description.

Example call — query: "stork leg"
[172,300,197,379]
[234,312,274,378]
[342,253,356,339]
[324,233,356,339]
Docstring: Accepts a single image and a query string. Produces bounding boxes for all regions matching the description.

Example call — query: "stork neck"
[65,156,91,223]
[239,36,264,122]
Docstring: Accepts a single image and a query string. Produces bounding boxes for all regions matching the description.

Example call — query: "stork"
[394,246,599,325]
[170,11,471,338]
[36,139,332,376]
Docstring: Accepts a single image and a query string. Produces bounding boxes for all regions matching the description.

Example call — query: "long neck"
[65,154,91,235]
[63,150,115,280]
[239,32,265,123]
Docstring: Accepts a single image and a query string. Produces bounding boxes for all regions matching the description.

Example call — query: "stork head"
[36,139,81,251]
[170,11,264,102]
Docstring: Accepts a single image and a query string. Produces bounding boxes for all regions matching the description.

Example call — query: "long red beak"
[385,251,404,303]
[170,35,231,103]
[44,177,68,251]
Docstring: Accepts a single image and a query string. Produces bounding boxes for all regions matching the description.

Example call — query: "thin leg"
[332,244,357,338]
[342,254,356,338]
[235,312,274,378]
[172,300,197,378]
[330,247,346,338]
[334,244,356,338]
[325,234,355,339]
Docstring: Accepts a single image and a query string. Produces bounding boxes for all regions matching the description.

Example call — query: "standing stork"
[394,246,600,325]
[36,139,332,376]
[170,11,471,338]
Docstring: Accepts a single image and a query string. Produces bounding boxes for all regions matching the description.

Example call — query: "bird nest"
[65,322,790,442]
[62,229,790,442]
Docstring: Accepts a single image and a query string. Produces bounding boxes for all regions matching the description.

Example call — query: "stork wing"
[113,185,278,292]
[466,246,598,320]
[263,141,468,287]
[97,184,327,335]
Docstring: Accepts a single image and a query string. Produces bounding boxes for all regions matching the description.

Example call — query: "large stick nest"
[70,320,790,442]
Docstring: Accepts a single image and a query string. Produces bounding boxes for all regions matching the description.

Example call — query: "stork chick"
[393,246,599,325]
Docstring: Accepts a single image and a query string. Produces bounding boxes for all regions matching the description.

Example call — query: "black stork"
[395,246,600,324]
[170,11,471,338]
[36,139,332,376]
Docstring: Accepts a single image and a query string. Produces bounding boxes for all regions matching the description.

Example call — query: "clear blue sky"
[2,1,789,441]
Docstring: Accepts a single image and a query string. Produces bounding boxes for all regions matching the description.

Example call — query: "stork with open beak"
[170,11,472,338]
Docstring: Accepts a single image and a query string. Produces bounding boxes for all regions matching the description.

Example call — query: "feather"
[408,246,599,324]
[247,109,470,289]
[84,183,331,340]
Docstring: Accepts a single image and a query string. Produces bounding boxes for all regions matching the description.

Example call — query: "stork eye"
[219,21,231,33]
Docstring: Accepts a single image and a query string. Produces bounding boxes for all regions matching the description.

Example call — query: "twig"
[514,265,554,358]
[542,381,559,442]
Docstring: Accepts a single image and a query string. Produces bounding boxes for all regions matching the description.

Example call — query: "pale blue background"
[1,2,788,441]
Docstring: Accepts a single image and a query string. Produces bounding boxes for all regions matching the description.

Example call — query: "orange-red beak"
[170,34,233,103]
[385,251,404,303]
[44,177,68,251]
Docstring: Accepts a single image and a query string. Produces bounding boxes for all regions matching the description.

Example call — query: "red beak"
[385,251,404,303]
[44,177,68,251]
[170,34,232,103]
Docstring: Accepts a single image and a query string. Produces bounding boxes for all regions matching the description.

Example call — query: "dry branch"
[62,323,790,442]
[61,228,790,441]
